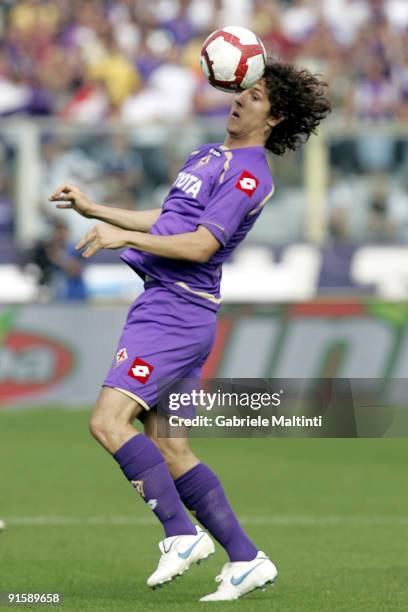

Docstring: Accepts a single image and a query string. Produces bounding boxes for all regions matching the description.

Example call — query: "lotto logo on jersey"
[128,357,154,383]
[235,170,259,197]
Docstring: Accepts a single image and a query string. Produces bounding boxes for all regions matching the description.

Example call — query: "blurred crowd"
[0,0,407,122]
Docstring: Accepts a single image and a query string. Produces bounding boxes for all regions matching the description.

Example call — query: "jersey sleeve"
[198,167,265,247]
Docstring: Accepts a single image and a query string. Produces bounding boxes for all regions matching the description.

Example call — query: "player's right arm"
[49,184,161,232]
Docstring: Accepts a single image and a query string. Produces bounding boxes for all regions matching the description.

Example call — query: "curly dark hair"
[264,61,331,156]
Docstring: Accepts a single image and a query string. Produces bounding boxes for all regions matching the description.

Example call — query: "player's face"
[227,79,275,143]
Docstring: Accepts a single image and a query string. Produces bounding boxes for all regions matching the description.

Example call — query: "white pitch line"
[3,515,408,526]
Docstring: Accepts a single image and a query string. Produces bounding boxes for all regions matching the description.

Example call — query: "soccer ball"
[200,26,267,92]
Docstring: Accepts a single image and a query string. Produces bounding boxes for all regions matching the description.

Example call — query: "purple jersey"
[121,143,274,311]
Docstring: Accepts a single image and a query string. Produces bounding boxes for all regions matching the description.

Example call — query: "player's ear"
[266,115,284,129]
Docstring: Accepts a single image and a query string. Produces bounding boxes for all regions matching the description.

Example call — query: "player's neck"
[223,134,265,150]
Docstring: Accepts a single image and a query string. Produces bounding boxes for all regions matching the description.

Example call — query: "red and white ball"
[200,26,267,92]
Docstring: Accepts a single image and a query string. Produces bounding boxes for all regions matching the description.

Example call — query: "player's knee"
[89,388,143,446]
[89,410,110,442]
[89,403,117,443]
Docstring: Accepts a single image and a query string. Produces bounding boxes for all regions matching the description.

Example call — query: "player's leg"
[99,285,220,585]
[142,410,200,478]
[144,410,257,559]
[90,386,197,536]
[90,386,214,587]
[89,386,143,453]
[144,410,277,600]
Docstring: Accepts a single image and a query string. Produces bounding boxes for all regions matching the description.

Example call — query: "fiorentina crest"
[131,479,145,497]
[114,348,128,368]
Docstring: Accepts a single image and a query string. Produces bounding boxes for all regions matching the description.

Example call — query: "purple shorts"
[103,282,217,412]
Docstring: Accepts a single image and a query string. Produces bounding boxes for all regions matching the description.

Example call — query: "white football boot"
[147,526,215,588]
[200,551,277,601]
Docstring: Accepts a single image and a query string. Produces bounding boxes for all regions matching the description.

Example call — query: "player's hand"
[75,224,127,258]
[49,184,96,218]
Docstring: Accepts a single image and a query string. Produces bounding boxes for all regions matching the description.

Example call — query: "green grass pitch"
[0,407,407,611]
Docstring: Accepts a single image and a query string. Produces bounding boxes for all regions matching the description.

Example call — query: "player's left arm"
[75,223,221,262]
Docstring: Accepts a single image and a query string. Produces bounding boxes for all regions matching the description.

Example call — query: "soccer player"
[50,61,331,601]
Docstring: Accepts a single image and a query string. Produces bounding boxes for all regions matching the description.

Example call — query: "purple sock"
[113,434,196,537]
[175,463,258,562]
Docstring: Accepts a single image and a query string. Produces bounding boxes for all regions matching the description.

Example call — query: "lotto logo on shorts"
[128,357,154,383]
[235,170,259,196]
